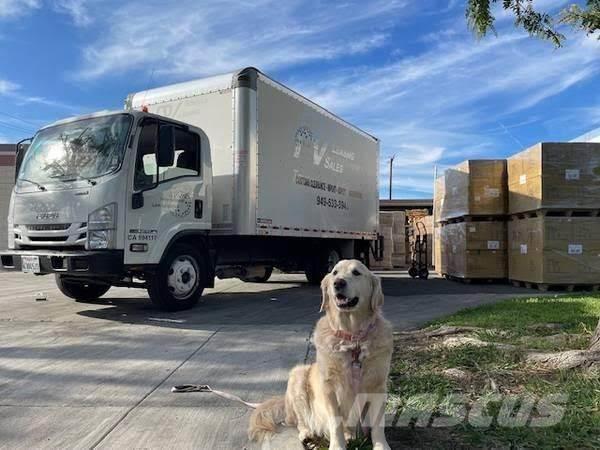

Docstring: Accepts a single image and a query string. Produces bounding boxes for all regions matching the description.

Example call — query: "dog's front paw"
[372,442,391,450]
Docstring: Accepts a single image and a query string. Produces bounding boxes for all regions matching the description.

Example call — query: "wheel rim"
[327,250,340,272]
[167,255,199,300]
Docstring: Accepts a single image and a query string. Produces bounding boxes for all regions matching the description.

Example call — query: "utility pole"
[389,154,396,200]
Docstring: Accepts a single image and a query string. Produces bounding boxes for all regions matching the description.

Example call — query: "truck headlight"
[88,230,114,250]
[87,203,117,250]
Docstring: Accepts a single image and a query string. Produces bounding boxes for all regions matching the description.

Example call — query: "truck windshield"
[18,114,132,185]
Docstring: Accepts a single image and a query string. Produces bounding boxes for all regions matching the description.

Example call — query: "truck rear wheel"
[55,275,111,301]
[148,243,205,311]
[305,248,340,285]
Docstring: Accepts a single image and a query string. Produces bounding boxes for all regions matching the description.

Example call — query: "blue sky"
[0,0,598,198]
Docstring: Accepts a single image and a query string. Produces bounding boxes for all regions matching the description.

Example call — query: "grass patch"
[428,294,600,336]
[387,294,600,449]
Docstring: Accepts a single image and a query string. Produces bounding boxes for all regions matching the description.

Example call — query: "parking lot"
[0,271,534,449]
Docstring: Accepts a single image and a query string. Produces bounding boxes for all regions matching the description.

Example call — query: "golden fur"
[248,259,393,450]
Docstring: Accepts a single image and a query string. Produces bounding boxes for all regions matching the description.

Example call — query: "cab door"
[125,118,210,265]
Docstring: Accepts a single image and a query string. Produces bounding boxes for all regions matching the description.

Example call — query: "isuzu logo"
[35,212,59,221]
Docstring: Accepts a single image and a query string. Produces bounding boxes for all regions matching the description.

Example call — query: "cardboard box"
[434,174,445,224]
[508,216,600,284]
[375,211,406,269]
[441,221,507,278]
[434,225,444,274]
[508,142,600,214]
[440,160,507,221]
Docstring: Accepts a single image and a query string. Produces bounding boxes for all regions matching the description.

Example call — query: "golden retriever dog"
[248,259,393,450]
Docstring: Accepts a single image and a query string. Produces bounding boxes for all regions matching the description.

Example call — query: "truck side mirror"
[158,125,175,167]
[14,138,32,181]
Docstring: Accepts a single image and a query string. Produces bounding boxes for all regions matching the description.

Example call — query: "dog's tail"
[247,396,286,442]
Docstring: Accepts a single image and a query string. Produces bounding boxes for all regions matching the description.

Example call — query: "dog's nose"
[333,278,347,290]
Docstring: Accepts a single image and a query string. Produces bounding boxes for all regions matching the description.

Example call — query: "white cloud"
[0,0,39,18]
[0,78,19,94]
[75,0,405,80]
[0,75,81,112]
[53,0,91,26]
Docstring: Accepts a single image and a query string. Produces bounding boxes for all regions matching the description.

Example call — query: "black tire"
[241,266,273,283]
[408,267,418,279]
[305,248,340,285]
[147,243,206,311]
[418,268,429,280]
[55,275,111,301]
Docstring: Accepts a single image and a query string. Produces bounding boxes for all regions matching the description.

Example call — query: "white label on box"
[519,174,527,185]
[452,187,458,195]
[485,187,500,198]
[452,245,457,253]
[474,195,481,202]
[469,226,476,233]
[487,240,500,250]
[565,169,580,180]
[520,244,528,254]
[568,244,583,255]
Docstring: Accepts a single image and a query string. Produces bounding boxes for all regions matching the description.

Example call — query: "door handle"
[195,200,203,218]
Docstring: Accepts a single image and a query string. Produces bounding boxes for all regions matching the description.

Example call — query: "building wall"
[0,154,15,250]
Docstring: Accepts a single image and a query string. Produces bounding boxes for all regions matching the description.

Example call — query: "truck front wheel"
[55,275,111,301]
[148,243,205,311]
[305,248,340,285]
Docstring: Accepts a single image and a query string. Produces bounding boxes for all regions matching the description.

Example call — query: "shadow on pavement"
[74,273,534,331]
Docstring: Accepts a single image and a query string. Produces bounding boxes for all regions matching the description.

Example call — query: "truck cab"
[1,109,214,310]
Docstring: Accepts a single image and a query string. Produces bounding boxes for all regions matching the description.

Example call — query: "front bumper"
[0,249,124,276]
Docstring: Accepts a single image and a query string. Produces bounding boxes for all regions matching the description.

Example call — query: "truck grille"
[25,223,71,231]
[14,222,88,248]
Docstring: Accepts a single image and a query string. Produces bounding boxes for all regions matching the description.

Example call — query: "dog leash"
[171,384,260,409]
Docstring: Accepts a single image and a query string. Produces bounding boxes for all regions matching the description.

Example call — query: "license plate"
[21,256,41,274]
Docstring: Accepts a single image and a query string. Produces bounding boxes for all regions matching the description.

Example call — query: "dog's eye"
[352,270,361,276]
[332,270,338,276]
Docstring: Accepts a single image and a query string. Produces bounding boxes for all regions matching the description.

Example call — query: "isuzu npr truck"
[1,68,380,311]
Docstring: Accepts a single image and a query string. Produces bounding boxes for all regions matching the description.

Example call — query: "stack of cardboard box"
[373,211,406,270]
[436,160,508,279]
[508,143,600,286]
[433,175,445,273]
[391,211,407,268]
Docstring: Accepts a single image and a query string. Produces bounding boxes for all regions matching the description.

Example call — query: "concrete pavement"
[0,271,534,449]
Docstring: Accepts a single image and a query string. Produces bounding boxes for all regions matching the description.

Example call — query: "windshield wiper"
[19,178,46,191]
[51,175,97,186]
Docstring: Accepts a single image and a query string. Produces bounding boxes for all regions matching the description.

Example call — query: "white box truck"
[1,68,380,310]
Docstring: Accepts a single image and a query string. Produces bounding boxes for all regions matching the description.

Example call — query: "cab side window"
[134,120,158,190]
[134,122,200,191]
[159,128,201,183]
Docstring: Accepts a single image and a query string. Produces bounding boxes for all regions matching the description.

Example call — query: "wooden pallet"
[511,209,600,219]
[443,274,507,284]
[441,215,506,225]
[510,279,600,292]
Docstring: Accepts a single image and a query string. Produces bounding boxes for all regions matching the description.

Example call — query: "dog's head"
[320,259,383,315]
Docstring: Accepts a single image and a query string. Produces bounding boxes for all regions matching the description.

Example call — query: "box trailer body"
[125,68,379,240]
[1,68,380,311]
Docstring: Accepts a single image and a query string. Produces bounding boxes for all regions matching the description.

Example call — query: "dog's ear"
[320,273,332,312]
[369,272,384,312]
